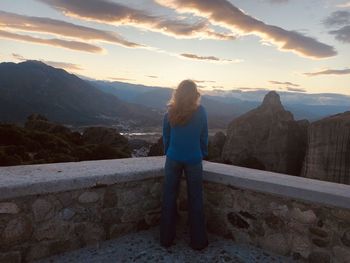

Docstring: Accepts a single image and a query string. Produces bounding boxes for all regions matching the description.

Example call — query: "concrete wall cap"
[0,157,349,210]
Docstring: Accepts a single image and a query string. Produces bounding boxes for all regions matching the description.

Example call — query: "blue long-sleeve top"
[162,105,208,164]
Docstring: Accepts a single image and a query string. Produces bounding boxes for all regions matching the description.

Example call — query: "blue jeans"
[160,156,208,249]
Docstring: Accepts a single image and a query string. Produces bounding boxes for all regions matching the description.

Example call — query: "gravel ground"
[36,225,296,263]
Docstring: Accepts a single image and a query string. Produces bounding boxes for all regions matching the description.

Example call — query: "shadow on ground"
[36,224,296,263]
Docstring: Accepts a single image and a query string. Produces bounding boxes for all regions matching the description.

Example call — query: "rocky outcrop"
[222,91,308,175]
[207,131,226,162]
[148,137,164,156]
[82,127,128,148]
[81,127,131,159]
[25,113,71,134]
[0,116,131,166]
[302,112,350,184]
[128,139,151,157]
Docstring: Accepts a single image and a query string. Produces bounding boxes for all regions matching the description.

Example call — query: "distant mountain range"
[92,80,350,123]
[91,80,255,127]
[0,61,161,127]
[0,60,349,129]
[205,89,350,121]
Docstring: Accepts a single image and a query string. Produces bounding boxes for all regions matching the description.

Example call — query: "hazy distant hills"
[91,81,161,103]
[284,104,349,121]
[207,91,350,121]
[0,61,161,127]
[92,80,350,123]
[92,81,256,127]
[0,61,348,129]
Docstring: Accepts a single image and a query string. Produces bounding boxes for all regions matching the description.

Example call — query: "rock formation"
[82,127,128,148]
[0,116,131,166]
[148,137,164,156]
[302,111,350,184]
[207,131,226,162]
[128,138,151,157]
[222,91,308,176]
[25,113,71,134]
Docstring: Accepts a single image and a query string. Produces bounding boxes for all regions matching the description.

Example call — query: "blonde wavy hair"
[167,79,201,126]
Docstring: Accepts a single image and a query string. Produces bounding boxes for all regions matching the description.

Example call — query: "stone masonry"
[0,178,162,262]
[0,157,349,262]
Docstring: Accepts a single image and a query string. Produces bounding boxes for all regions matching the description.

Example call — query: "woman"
[160,79,209,250]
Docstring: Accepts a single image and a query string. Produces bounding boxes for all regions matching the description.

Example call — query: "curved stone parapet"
[0,157,165,200]
[203,161,350,210]
[0,157,349,262]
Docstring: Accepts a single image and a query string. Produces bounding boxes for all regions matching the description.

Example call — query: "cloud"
[267,0,289,4]
[323,11,350,27]
[323,11,350,43]
[193,79,216,83]
[180,53,240,63]
[0,10,141,48]
[109,77,135,81]
[146,75,158,78]
[156,0,337,58]
[212,86,225,89]
[0,29,102,53]
[337,2,350,8]
[304,68,350,76]
[286,87,306,92]
[139,46,242,64]
[212,88,225,92]
[329,25,350,43]
[231,87,267,92]
[269,80,299,87]
[12,53,82,71]
[181,53,220,61]
[38,0,234,40]
[269,80,305,93]
[11,53,24,61]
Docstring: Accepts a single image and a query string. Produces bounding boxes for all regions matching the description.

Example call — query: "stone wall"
[177,179,350,262]
[0,157,349,262]
[199,162,350,262]
[0,157,164,262]
[0,178,162,262]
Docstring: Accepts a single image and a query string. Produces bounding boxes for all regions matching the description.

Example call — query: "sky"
[0,0,349,95]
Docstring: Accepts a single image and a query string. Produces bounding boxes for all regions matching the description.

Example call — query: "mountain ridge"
[0,61,161,128]
[1,60,348,129]
[92,80,350,123]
